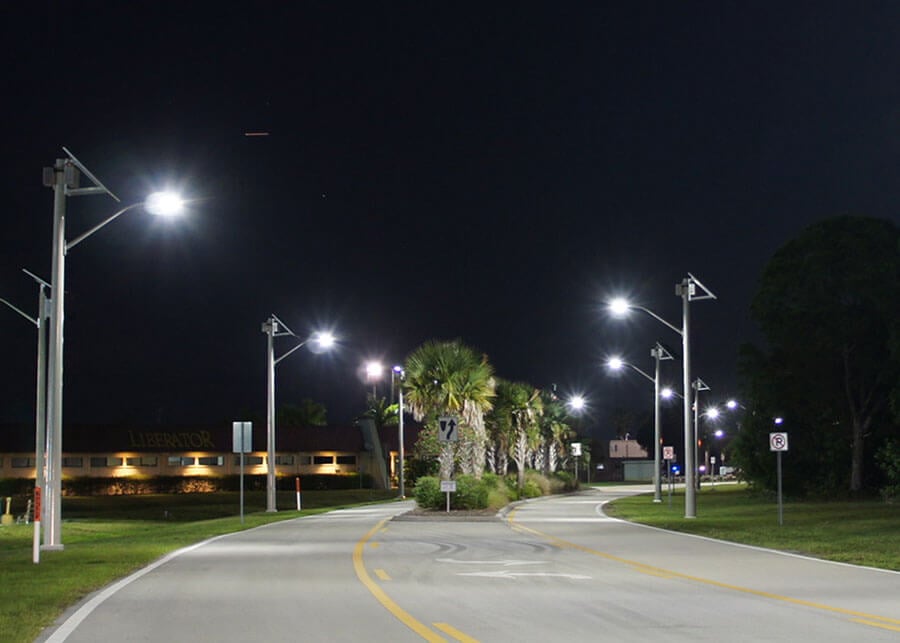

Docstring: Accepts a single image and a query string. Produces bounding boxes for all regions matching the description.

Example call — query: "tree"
[278,398,327,428]
[358,395,398,432]
[737,216,900,494]
[537,390,574,474]
[490,379,543,490]
[404,340,496,478]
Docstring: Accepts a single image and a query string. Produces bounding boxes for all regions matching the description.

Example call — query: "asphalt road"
[38,486,900,642]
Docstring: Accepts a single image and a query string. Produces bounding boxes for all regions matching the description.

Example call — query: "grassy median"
[604,483,900,571]
[0,489,396,643]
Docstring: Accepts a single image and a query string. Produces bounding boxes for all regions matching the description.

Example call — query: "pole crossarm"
[0,297,38,326]
[65,202,143,252]
[633,305,682,336]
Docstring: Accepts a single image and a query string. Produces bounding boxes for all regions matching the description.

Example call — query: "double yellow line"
[353,518,479,643]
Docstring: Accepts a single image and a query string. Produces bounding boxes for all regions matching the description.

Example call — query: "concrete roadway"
[39,486,900,642]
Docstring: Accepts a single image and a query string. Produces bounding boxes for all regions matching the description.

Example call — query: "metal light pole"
[1,270,51,562]
[650,343,674,503]
[606,346,673,503]
[675,273,716,519]
[262,315,335,512]
[393,365,406,498]
[42,148,184,548]
[692,378,710,491]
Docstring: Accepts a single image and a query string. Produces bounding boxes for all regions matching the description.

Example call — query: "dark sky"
[2,2,899,433]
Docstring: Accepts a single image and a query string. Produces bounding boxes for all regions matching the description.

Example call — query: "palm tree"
[278,398,327,427]
[492,380,543,490]
[404,339,496,478]
[538,390,574,474]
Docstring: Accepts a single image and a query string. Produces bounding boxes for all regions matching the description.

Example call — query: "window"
[298,455,312,465]
[126,456,158,467]
[90,457,123,468]
[62,457,84,468]
[335,455,356,465]
[233,455,264,465]
[197,456,224,466]
[275,455,294,465]
[167,456,195,467]
[313,455,333,465]
[12,457,35,468]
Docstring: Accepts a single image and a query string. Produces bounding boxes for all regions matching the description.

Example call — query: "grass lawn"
[0,489,397,643]
[604,483,900,571]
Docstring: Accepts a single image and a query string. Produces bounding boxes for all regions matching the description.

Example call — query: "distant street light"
[392,365,406,498]
[43,147,186,549]
[567,394,586,412]
[608,273,715,518]
[606,342,674,502]
[365,360,384,399]
[262,316,335,512]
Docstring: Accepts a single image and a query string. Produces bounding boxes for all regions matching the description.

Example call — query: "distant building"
[608,439,648,459]
[0,421,421,490]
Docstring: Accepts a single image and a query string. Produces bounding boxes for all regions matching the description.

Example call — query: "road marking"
[374,568,391,581]
[433,622,480,643]
[457,571,591,580]
[353,518,447,642]
[370,541,381,549]
[508,509,900,630]
[850,618,900,633]
[436,558,543,566]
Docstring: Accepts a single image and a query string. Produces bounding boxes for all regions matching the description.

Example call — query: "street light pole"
[393,365,406,499]
[675,273,716,518]
[262,316,335,512]
[42,148,184,548]
[650,343,673,503]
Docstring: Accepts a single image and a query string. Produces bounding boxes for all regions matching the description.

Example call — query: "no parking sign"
[769,432,789,452]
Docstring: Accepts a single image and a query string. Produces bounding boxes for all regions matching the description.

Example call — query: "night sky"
[2,3,899,435]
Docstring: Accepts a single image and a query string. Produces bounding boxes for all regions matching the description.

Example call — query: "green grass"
[605,484,900,571]
[0,489,397,643]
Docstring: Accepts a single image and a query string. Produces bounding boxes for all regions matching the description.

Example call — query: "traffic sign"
[232,421,253,453]
[440,480,457,492]
[438,416,459,442]
[769,432,789,452]
[663,446,675,460]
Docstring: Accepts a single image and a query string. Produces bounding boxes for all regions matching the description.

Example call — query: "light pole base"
[652,498,662,503]
[266,509,277,514]
[40,544,65,551]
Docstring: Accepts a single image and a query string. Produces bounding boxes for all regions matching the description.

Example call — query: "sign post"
[296,476,302,511]
[663,446,675,507]
[440,480,456,513]
[770,431,789,526]
[232,421,252,523]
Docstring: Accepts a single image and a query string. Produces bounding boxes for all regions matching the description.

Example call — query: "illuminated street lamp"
[606,342,674,502]
[262,316,335,512]
[608,273,715,518]
[43,147,185,549]
[365,360,384,398]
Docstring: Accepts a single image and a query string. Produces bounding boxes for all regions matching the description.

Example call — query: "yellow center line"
[850,619,900,633]
[374,568,391,581]
[507,508,900,629]
[353,518,446,642]
[433,622,480,643]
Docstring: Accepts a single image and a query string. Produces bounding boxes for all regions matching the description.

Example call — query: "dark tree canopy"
[734,215,900,495]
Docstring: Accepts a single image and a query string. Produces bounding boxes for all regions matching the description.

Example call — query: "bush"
[552,470,578,492]
[521,479,542,498]
[413,475,490,510]
[413,476,443,510]
[454,474,488,509]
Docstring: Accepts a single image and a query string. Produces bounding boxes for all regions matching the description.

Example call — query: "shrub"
[454,475,488,509]
[552,470,578,492]
[414,476,443,510]
[521,479,543,498]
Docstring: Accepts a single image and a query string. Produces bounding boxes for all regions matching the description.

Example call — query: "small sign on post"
[770,430,789,526]
[440,480,456,512]
[233,421,252,523]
